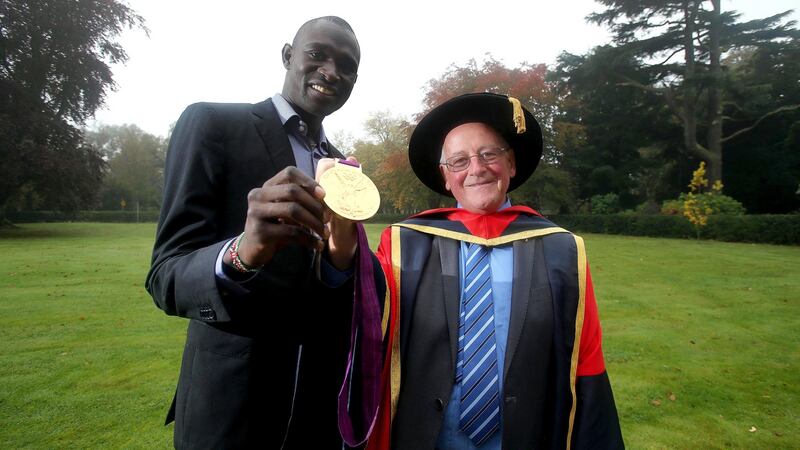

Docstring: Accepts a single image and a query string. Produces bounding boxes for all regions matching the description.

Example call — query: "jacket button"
[434,398,444,411]
[199,306,216,321]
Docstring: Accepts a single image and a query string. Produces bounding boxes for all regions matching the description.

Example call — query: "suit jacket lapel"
[437,237,461,372]
[504,239,534,376]
[251,99,296,170]
[252,99,346,170]
[328,143,344,159]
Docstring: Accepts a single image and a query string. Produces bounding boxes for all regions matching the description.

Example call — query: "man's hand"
[316,157,359,270]
[226,167,329,269]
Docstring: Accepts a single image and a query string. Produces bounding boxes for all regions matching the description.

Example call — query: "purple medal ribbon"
[336,161,382,446]
[337,159,361,168]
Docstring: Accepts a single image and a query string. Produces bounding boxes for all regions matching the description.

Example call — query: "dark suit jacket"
[383,217,623,449]
[146,99,383,449]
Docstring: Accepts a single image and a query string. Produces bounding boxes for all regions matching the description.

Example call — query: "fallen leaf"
[650,399,661,406]
[668,393,677,401]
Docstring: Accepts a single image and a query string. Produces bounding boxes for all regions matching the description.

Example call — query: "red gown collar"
[409,205,542,239]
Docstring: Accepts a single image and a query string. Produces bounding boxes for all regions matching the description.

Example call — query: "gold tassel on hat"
[508,97,526,134]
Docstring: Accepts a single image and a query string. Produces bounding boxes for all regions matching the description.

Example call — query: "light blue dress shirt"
[270,93,330,176]
[436,200,514,450]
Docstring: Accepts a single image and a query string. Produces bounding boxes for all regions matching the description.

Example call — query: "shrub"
[661,199,684,215]
[367,213,407,224]
[590,193,621,214]
[661,193,745,216]
[635,201,661,215]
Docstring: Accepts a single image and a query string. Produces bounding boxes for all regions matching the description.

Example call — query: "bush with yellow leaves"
[678,162,745,238]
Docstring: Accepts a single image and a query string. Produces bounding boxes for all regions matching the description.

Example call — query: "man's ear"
[440,165,452,192]
[281,43,292,69]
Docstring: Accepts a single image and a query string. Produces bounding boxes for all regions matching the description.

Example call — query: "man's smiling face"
[440,122,516,214]
[281,20,360,119]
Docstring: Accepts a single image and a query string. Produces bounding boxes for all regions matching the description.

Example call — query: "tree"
[1,116,106,212]
[85,124,166,210]
[721,41,800,213]
[0,0,146,214]
[553,46,684,210]
[588,1,799,183]
[350,111,444,213]
[420,56,576,213]
[422,56,560,162]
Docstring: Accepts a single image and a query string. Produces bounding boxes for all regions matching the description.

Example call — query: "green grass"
[587,235,799,449]
[1,223,798,448]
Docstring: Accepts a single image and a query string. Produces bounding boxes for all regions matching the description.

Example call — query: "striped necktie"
[456,243,501,445]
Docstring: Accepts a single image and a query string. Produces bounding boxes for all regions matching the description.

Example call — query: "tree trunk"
[682,1,699,165]
[706,0,723,183]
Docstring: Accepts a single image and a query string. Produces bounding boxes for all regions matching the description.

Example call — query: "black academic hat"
[408,92,543,196]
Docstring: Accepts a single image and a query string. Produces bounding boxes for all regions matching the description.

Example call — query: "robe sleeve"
[572,262,625,449]
[577,266,606,376]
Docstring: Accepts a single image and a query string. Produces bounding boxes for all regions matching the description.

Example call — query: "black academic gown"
[373,210,623,449]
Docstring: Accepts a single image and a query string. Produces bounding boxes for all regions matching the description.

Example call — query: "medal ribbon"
[337,161,382,446]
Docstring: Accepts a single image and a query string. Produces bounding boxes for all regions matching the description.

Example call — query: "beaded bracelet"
[228,233,261,273]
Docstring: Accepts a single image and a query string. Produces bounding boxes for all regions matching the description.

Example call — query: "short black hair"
[292,16,356,46]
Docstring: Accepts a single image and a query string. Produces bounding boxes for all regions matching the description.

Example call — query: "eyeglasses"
[440,147,509,172]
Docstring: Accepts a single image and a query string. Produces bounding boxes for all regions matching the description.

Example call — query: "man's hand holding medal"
[316,156,380,270]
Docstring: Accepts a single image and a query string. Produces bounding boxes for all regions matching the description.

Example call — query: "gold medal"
[319,162,381,221]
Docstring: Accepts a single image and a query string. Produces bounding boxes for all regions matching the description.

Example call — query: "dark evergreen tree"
[587,0,799,183]
[1,0,146,214]
[553,46,683,210]
[722,41,800,213]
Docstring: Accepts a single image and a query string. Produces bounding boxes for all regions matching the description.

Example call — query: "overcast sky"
[89,0,798,141]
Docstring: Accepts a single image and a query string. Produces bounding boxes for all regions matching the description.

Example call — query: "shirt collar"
[456,198,512,211]
[271,93,329,149]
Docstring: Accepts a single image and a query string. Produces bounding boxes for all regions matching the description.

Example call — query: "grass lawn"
[1,223,798,448]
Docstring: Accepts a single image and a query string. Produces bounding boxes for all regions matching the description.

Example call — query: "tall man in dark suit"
[362,93,624,449]
[146,16,382,449]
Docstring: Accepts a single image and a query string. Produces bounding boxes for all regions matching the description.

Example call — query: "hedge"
[6,210,798,245]
[5,210,161,223]
[5,211,414,225]
[367,213,408,224]
[549,214,800,245]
